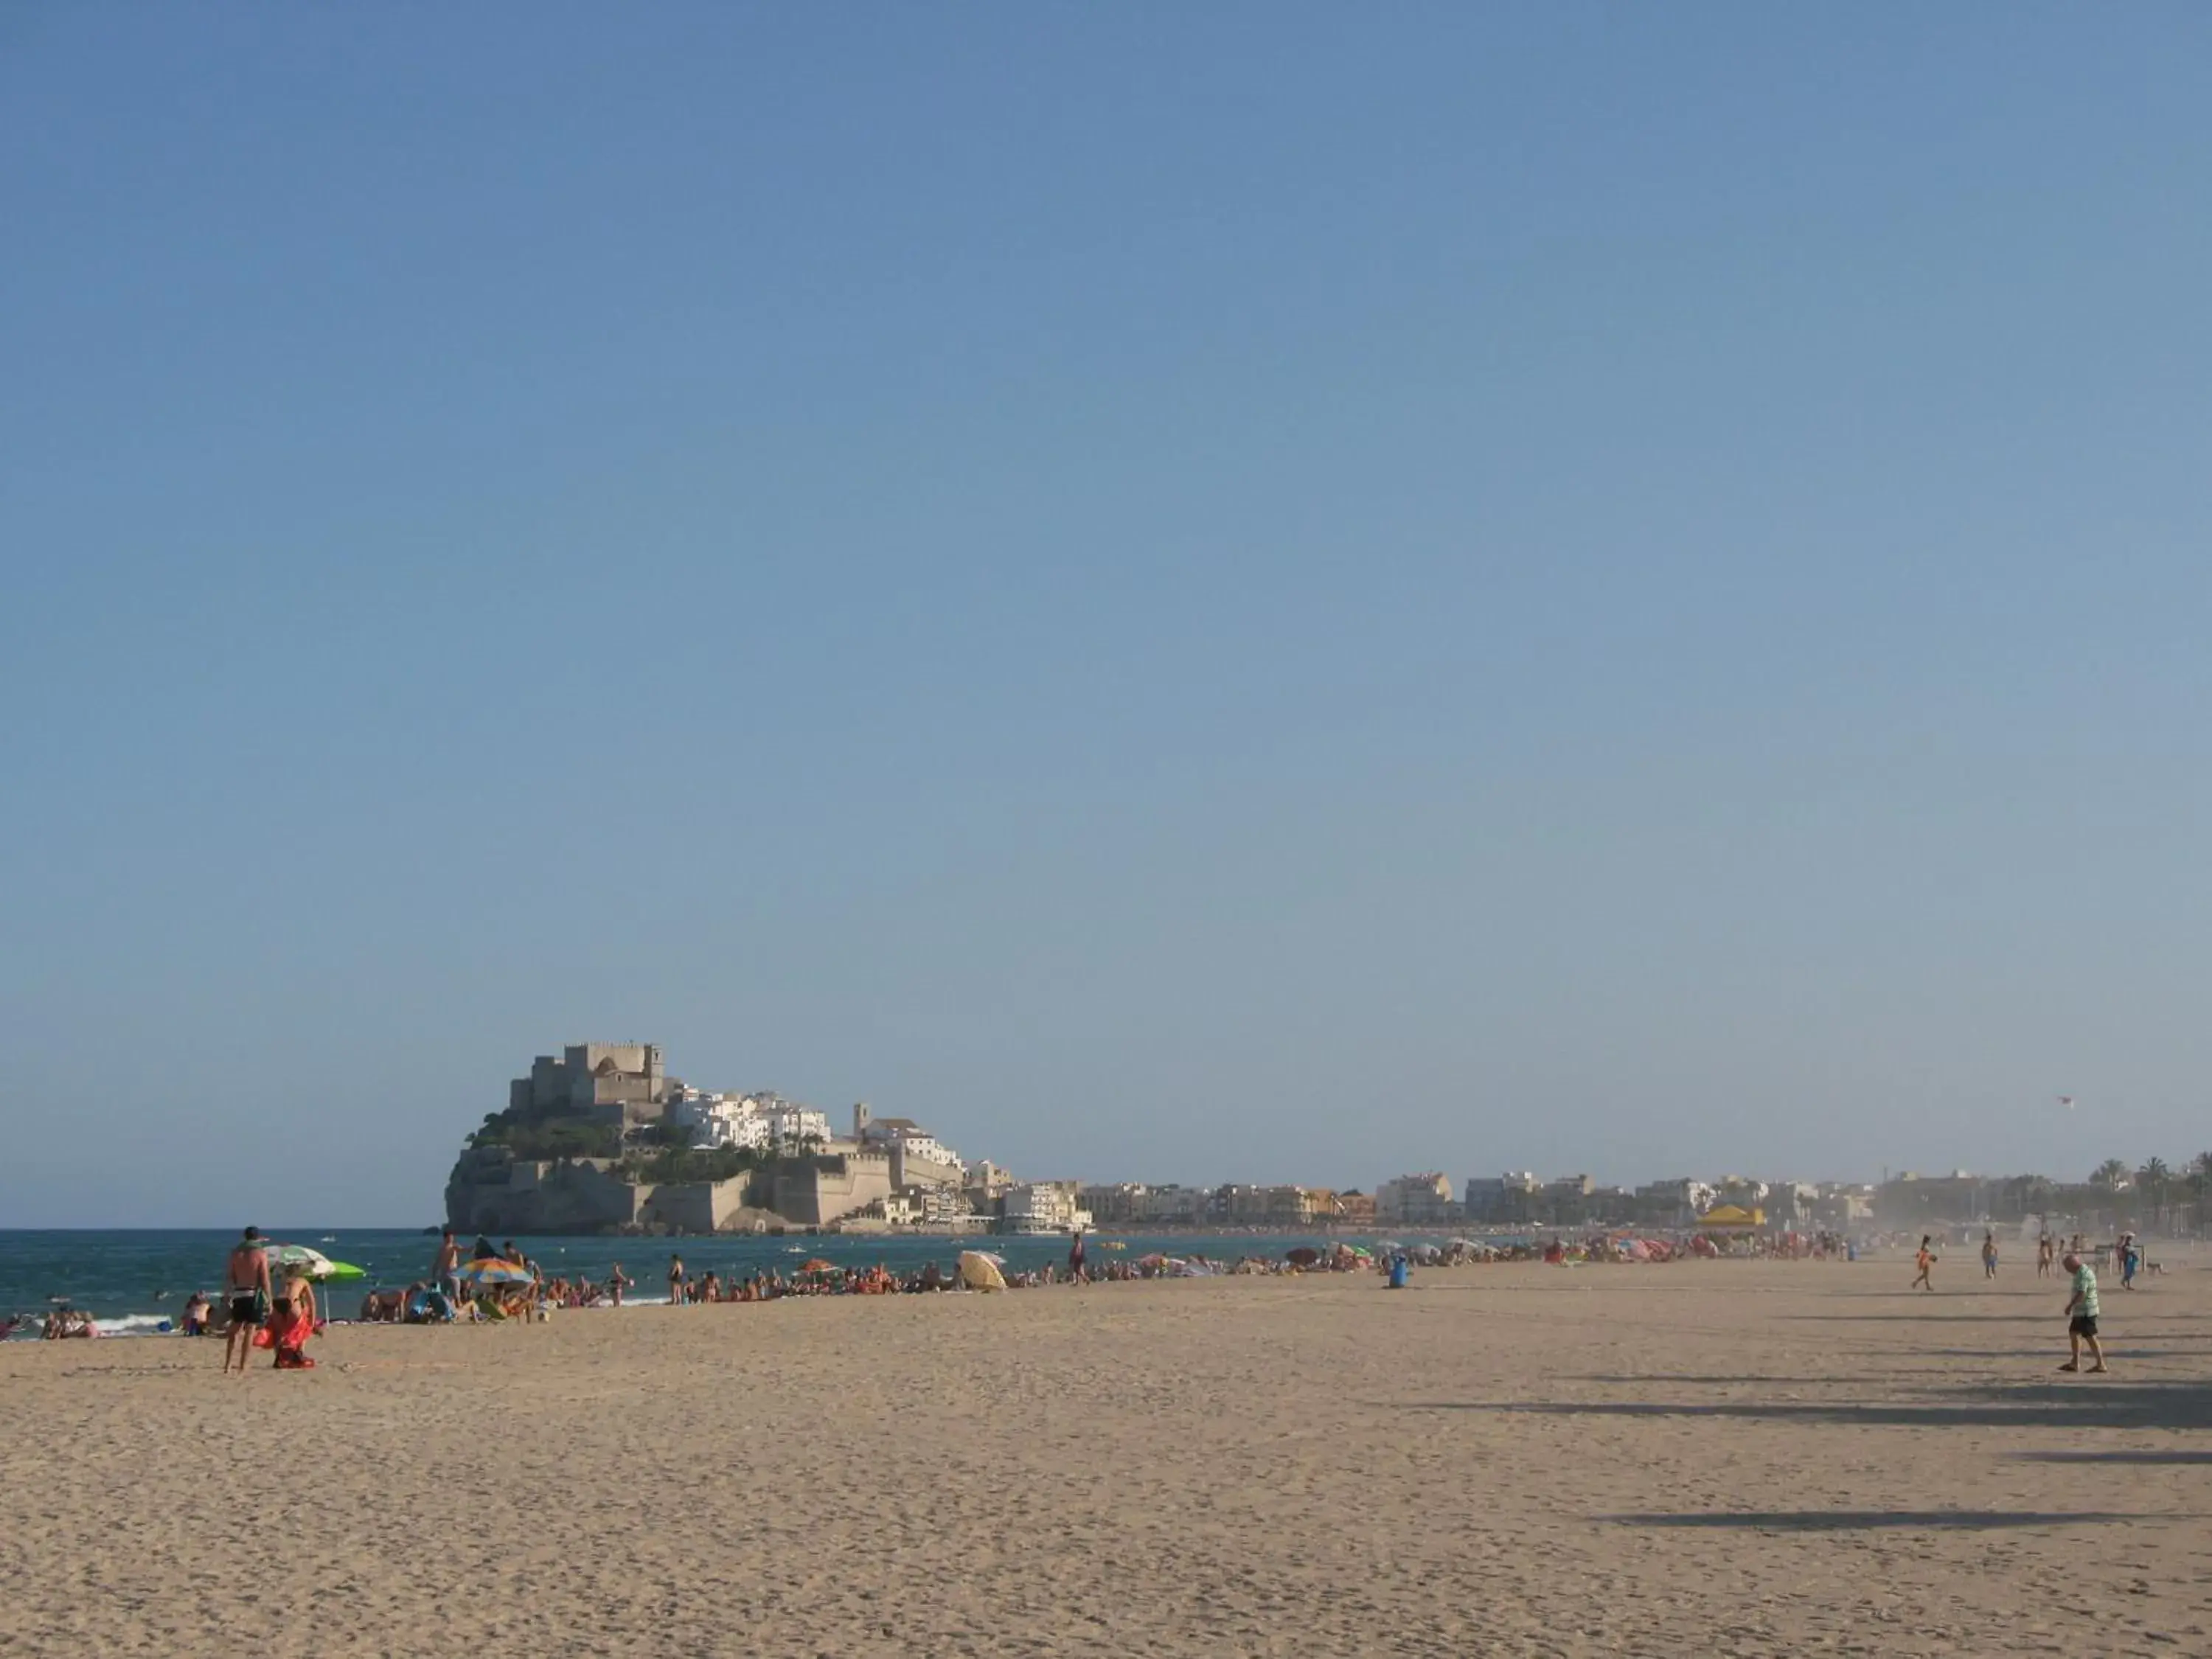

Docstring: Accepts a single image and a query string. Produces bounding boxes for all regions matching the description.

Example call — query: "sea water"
[0,1228,1380,1333]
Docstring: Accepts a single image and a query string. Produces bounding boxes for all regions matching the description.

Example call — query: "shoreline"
[0,1221,2034,1336]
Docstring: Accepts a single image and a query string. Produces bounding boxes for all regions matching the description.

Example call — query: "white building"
[880,1190,920,1226]
[911,1185,978,1228]
[1375,1173,1458,1225]
[965,1159,1013,1197]
[999,1182,1091,1235]
[849,1109,967,1187]
[667,1088,832,1152]
[1133,1183,1208,1225]
[1465,1172,1542,1220]
[1635,1178,1719,1221]
[760,1097,832,1149]
[666,1090,771,1152]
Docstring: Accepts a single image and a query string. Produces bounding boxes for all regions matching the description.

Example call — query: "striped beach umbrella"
[456,1258,535,1286]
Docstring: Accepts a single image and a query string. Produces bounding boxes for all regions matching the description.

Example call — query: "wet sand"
[4,1258,2209,1657]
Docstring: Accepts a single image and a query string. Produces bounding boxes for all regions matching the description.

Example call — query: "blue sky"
[4,7,2209,1225]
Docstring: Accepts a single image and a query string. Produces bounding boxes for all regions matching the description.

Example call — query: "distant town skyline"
[444,1040,2208,1241]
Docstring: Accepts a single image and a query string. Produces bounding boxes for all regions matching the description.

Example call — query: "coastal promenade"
[4,1259,2209,1656]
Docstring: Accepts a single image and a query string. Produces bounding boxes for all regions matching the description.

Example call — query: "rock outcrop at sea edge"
[443,1043,896,1235]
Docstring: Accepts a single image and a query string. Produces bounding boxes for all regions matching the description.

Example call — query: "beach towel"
[254,1307,317,1368]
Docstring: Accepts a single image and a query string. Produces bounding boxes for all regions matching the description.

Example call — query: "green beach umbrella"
[260,1244,365,1282]
[263,1243,335,1276]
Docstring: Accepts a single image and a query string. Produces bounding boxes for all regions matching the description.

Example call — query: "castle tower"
[853,1101,872,1140]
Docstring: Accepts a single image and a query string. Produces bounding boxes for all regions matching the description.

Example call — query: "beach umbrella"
[264,1244,337,1278]
[456,1258,534,1286]
[1285,1247,1321,1266]
[265,1245,356,1302]
[799,1259,836,1274]
[957,1251,1007,1293]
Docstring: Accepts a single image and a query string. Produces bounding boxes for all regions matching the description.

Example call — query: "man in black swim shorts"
[223,1225,272,1375]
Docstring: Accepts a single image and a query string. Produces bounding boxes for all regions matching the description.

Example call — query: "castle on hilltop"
[511,1043,668,1125]
[443,1042,1006,1237]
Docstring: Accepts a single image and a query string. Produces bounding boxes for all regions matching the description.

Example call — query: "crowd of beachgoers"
[355,1235,1394,1326]
[4,1225,1906,1347]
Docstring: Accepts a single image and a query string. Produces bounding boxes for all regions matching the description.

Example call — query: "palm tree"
[2138,1158,2172,1229]
[2189,1152,2212,1231]
[2091,1158,2132,1190]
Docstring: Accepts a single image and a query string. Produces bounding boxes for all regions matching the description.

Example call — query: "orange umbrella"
[799,1259,836,1273]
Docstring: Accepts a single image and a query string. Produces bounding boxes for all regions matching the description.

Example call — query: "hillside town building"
[1375,1173,1459,1225]
[456,1043,1988,1240]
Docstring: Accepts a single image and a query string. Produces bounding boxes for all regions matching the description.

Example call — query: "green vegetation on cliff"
[616,1145,763,1185]
[467,1110,622,1161]
[465,1107,769,1184]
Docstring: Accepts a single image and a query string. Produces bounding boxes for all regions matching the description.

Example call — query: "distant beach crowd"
[7,1222,2157,1349]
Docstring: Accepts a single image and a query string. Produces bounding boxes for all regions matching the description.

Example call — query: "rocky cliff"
[443,1145,891,1236]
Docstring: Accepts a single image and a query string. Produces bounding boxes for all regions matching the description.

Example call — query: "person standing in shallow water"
[667,1253,685,1305]
[1911,1237,1935,1293]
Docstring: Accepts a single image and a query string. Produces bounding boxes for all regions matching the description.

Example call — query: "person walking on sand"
[2037,1234,2055,1279]
[1068,1230,1088,1284]
[1981,1231,1999,1280]
[222,1226,272,1374]
[667,1253,685,1305]
[1912,1236,1936,1293]
[2059,1251,2107,1373]
[608,1262,630,1307]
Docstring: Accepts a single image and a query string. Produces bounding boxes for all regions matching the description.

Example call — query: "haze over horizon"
[5,9,2210,1228]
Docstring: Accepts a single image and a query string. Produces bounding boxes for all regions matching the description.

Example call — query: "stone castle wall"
[447,1149,897,1235]
[770,1152,894,1227]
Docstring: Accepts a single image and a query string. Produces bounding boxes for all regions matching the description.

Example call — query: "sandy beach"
[4,1259,2209,1657]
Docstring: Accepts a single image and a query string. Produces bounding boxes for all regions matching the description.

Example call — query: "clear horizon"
[4,8,2210,1228]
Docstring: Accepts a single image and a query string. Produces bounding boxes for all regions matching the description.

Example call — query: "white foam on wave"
[88,1313,179,1338]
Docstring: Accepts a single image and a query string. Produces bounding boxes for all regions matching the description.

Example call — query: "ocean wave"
[8,1312,185,1338]
[97,1313,180,1337]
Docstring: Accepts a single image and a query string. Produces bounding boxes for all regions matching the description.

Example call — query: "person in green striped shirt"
[2059,1253,2107,1374]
